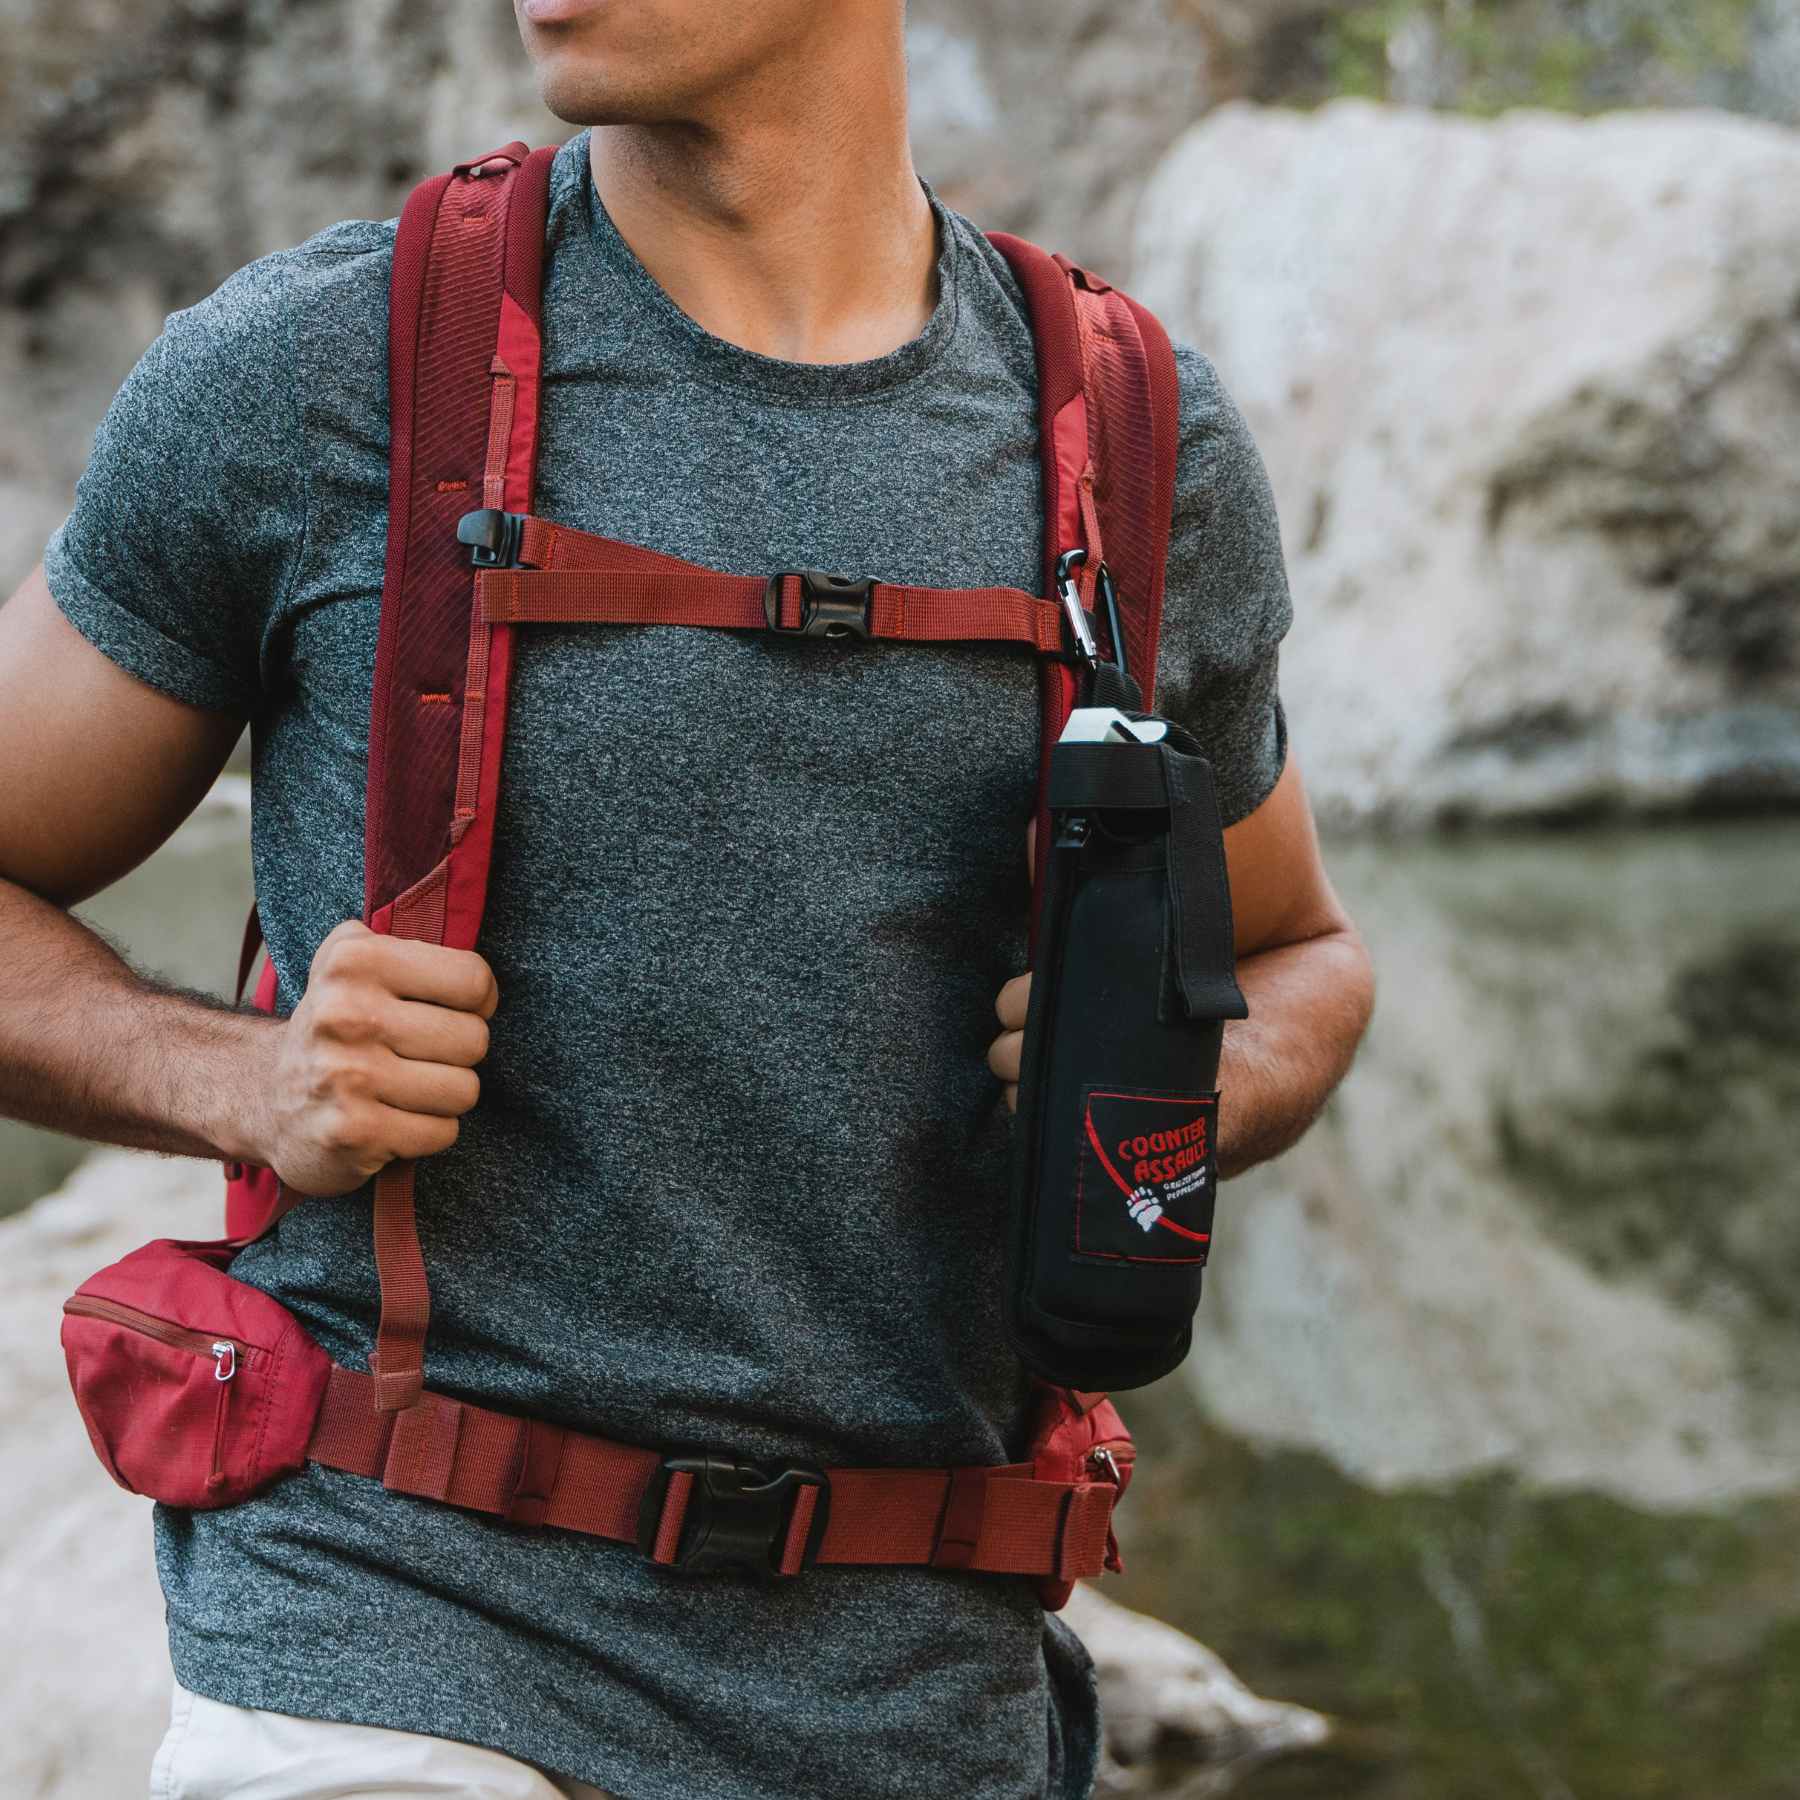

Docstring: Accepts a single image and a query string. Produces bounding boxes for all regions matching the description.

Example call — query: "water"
[6,803,1796,1794]
[1110,821,1800,1799]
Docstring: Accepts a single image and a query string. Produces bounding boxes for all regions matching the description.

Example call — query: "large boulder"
[1133,101,1800,826]
[1064,1582,1329,1794]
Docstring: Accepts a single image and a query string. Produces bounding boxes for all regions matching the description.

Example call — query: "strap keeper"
[1056,1482,1119,1582]
[928,1467,991,1572]
[372,1365,425,1414]
[382,1391,464,1502]
[504,1418,568,1528]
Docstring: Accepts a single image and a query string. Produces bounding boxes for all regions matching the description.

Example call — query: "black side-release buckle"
[764,569,874,639]
[457,508,526,569]
[637,1453,831,1578]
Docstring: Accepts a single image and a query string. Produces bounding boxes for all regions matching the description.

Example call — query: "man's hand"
[0,564,496,1190]
[988,970,1029,1114]
[260,920,498,1196]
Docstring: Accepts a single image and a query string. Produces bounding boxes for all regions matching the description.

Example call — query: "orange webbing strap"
[369,856,452,1409]
[467,515,1072,653]
[478,567,1067,652]
[306,1364,1120,1582]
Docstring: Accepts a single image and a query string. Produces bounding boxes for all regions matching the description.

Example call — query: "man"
[0,1,1373,1795]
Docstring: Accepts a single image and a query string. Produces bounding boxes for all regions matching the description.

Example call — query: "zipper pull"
[206,1341,237,1493]
[1087,1446,1123,1485]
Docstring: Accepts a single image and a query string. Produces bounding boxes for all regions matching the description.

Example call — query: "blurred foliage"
[1247,0,1781,118]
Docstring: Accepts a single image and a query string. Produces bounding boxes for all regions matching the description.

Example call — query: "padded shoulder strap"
[362,141,555,1412]
[984,232,1183,954]
[985,233,1181,700]
[365,141,554,934]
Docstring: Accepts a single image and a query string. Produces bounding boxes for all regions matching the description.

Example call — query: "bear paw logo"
[1126,1187,1164,1232]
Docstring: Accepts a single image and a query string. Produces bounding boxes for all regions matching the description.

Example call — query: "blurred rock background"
[2,2,1797,1796]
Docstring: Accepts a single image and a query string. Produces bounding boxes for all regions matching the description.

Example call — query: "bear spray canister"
[1005,599,1249,1392]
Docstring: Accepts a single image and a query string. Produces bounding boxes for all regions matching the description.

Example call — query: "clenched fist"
[254,919,498,1196]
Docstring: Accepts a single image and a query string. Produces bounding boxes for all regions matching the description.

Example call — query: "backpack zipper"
[62,1294,258,1369]
[1087,1440,1136,1484]
[62,1295,255,1492]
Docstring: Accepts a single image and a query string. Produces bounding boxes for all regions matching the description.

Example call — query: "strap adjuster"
[457,508,526,569]
[636,1453,831,1578]
[764,569,874,639]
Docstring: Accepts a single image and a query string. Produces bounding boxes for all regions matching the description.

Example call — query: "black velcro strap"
[1160,745,1249,1022]
[1046,742,1172,812]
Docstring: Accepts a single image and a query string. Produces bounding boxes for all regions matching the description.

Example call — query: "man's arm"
[0,563,497,1196]
[987,751,1373,1178]
[1202,752,1373,1177]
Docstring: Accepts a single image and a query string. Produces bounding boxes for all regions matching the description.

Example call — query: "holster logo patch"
[1074,1088,1218,1264]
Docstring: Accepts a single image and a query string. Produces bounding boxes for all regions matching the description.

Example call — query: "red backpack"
[61,143,1183,1608]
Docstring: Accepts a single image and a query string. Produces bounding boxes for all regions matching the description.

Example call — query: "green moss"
[1300,0,1761,116]
[1108,1389,1800,1797]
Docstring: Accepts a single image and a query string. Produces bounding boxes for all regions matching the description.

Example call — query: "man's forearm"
[1217,924,1374,1179]
[0,875,272,1163]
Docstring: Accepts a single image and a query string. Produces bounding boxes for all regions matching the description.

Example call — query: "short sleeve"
[1151,340,1294,827]
[42,254,307,716]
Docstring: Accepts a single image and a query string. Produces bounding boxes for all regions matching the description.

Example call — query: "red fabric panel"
[1117,294,1181,706]
[1060,266,1180,705]
[364,165,522,921]
[364,169,453,921]
[1048,392,1088,569]
[496,289,542,505]
[439,146,554,959]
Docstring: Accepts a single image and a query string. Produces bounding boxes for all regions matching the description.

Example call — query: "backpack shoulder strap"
[363,141,555,1414]
[983,232,1183,951]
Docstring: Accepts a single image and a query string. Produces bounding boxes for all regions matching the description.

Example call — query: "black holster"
[1006,699,1248,1392]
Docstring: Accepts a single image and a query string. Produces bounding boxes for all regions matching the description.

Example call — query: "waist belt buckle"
[637,1453,831,1578]
[764,569,874,639]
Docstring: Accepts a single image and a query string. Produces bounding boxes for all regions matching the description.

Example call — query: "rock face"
[0,0,565,580]
[1133,101,1800,826]
[1180,821,1800,1510]
[1064,1583,1329,1795]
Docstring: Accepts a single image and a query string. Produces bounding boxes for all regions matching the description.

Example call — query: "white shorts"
[149,1681,620,1799]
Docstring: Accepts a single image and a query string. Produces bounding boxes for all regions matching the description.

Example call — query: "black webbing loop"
[1158,745,1250,1023]
[1045,734,1249,1025]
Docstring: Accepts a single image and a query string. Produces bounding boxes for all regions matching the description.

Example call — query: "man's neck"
[588,45,937,367]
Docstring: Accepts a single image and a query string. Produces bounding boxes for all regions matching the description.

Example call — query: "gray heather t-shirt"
[44,129,1290,1800]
